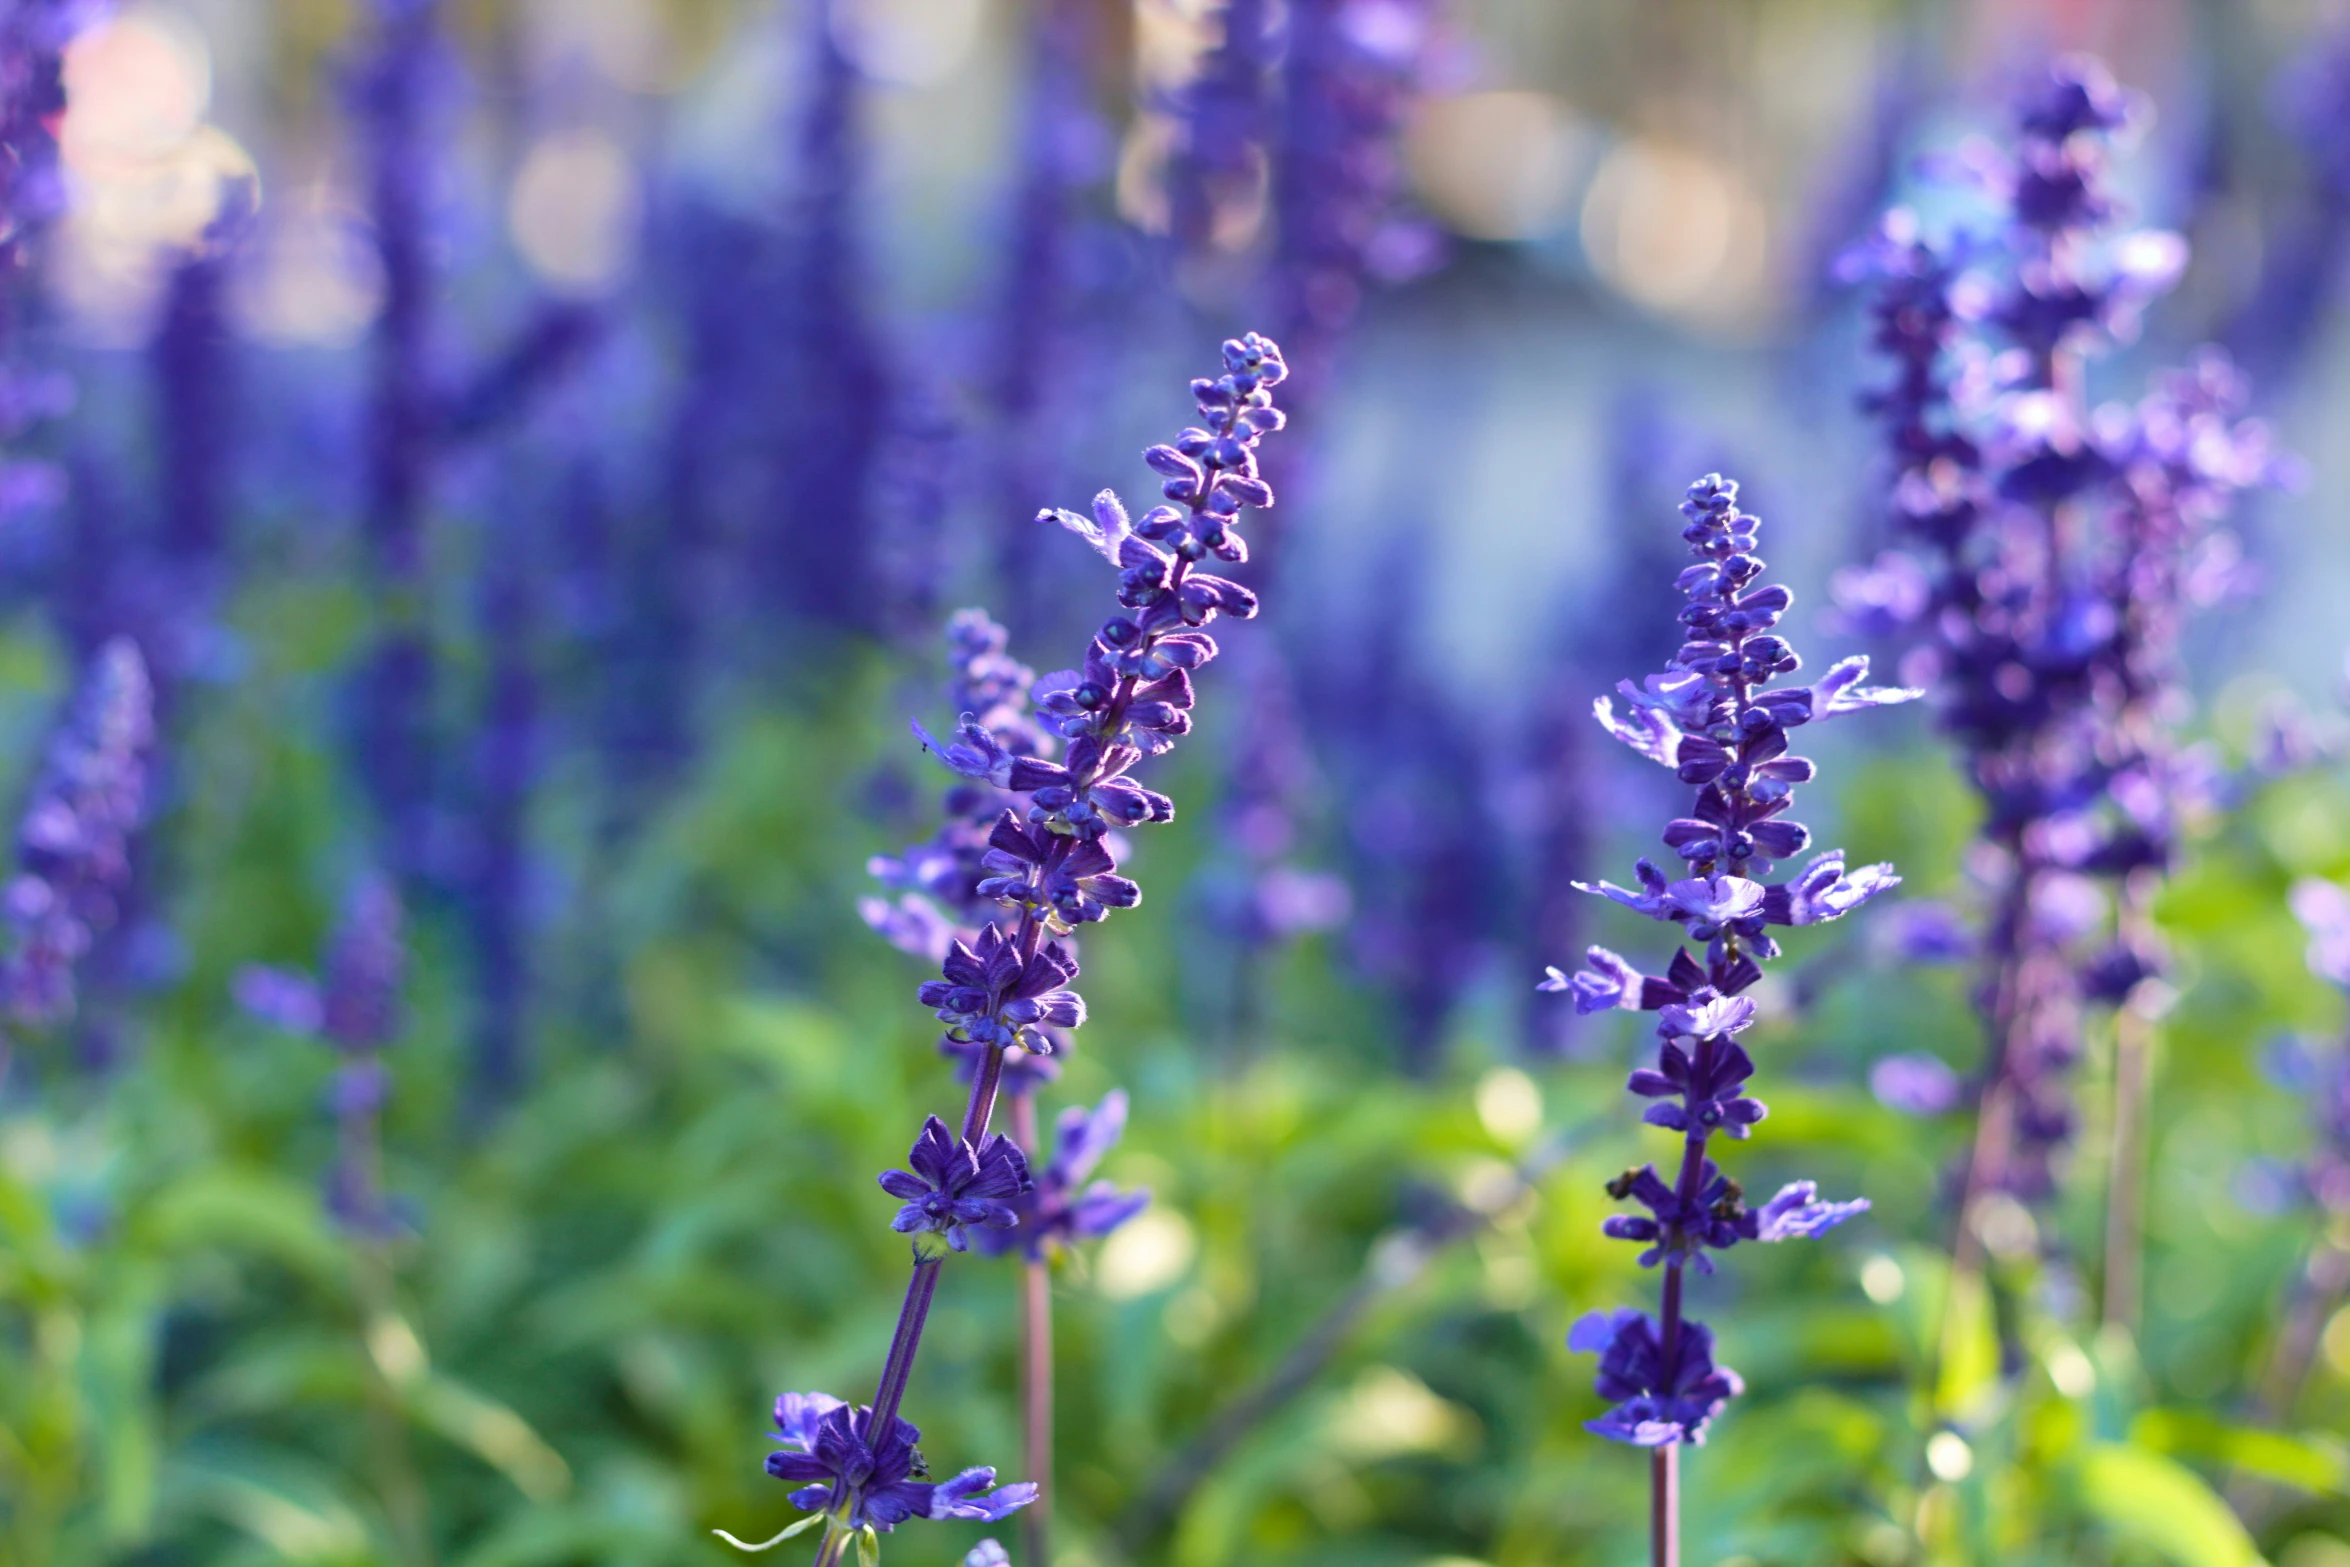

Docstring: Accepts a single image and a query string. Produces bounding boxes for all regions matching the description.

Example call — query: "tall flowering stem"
[720,335,1288,1565]
[1849,60,2282,1331]
[1548,475,1912,1565]
[234,875,428,1562]
[864,609,1150,1567]
[351,0,447,882]
[1,638,154,1046]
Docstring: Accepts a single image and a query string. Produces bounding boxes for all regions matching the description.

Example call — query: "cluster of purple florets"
[1844,58,2285,1198]
[235,876,410,1237]
[2,639,154,1028]
[1548,474,1913,1447]
[751,336,1288,1560]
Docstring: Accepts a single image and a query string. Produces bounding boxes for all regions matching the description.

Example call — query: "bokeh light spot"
[507,128,643,298]
[1097,1207,1195,1299]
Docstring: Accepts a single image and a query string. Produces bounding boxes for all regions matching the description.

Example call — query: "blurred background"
[3,0,2350,1563]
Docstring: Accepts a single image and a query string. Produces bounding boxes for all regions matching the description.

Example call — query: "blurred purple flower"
[1871,1053,1962,1116]
[2,639,153,1027]
[977,1090,1150,1261]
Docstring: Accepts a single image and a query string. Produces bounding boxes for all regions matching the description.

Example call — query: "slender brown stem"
[1650,1446,1679,1567]
[1011,1093,1053,1567]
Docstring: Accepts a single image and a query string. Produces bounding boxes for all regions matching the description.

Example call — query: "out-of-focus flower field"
[2,0,2350,1565]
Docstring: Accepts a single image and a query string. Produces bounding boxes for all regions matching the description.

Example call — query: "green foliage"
[0,591,2345,1567]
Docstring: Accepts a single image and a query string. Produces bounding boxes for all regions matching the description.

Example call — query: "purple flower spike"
[879,1116,1034,1255]
[1543,473,1902,1473]
[2,638,155,1026]
[752,340,1287,1550]
[1852,60,2286,1205]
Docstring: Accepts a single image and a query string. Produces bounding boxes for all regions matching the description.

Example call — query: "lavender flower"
[1871,1053,1963,1116]
[2225,27,2350,381]
[235,875,408,1236]
[725,335,1288,1564]
[0,0,85,544]
[0,0,75,285]
[765,0,888,633]
[745,1396,1035,1544]
[1567,1308,1743,1448]
[1850,58,2282,1205]
[153,193,257,581]
[1551,474,1905,1486]
[2,639,153,1027]
[975,1091,1151,1261]
[879,1116,1033,1256]
[1271,0,1442,390]
[350,0,453,881]
[1164,0,1278,260]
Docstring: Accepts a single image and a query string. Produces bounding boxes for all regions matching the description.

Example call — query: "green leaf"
[406,1373,572,1500]
[856,1524,880,1567]
[2076,1442,2269,1567]
[710,1513,823,1553]
[2133,1408,2350,1496]
[131,1168,344,1286]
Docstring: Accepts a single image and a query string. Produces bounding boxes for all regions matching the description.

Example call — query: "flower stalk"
[1551,474,1913,1559]
[726,335,1290,1563]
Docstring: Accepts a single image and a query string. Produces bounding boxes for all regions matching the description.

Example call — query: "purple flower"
[977,1090,1150,1261]
[1,638,154,1026]
[858,895,959,965]
[878,1116,1034,1255]
[764,1398,1038,1532]
[919,926,1085,1054]
[1871,1053,1963,1116]
[1828,550,1931,637]
[1748,1180,1871,1241]
[233,966,325,1035]
[1544,474,1902,1465]
[1883,900,1972,964]
[1541,946,1643,1014]
[1768,850,1901,927]
[1808,655,1923,719]
[1271,0,1443,391]
[233,874,408,1235]
[1568,1308,1745,1448]
[1852,61,2286,1203]
[2291,878,2350,990]
[745,339,1288,1539]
